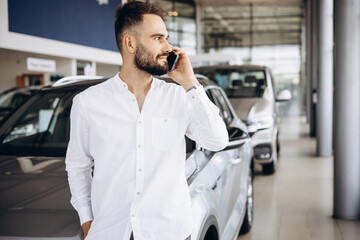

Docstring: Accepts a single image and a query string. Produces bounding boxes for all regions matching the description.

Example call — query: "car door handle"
[212,176,221,190]
[232,157,242,164]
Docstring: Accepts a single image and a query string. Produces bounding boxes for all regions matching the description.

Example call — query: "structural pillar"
[316,0,333,156]
[196,5,202,54]
[309,0,318,137]
[305,0,312,124]
[333,0,360,220]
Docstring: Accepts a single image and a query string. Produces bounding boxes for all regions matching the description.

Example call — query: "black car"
[0,86,40,122]
[0,76,253,239]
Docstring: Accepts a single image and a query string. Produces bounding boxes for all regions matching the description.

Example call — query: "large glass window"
[143,0,197,55]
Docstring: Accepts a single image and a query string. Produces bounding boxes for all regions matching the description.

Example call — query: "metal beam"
[194,0,303,7]
[203,29,301,35]
[202,14,304,21]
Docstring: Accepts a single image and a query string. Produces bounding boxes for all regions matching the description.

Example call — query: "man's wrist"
[186,84,201,92]
[183,78,200,91]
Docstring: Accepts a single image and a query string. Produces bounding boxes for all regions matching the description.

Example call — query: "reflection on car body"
[0,86,40,122]
[194,65,291,174]
[0,75,254,240]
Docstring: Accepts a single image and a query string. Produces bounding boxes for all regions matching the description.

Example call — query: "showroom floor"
[239,116,360,240]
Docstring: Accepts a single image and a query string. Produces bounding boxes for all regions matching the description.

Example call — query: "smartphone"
[167,51,179,71]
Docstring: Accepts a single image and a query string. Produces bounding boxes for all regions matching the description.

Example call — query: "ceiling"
[144,0,305,51]
[195,0,305,51]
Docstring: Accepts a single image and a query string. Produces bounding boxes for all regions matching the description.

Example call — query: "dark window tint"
[185,136,196,158]
[0,90,81,157]
[210,89,233,126]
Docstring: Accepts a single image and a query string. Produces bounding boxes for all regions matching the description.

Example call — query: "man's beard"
[134,43,169,75]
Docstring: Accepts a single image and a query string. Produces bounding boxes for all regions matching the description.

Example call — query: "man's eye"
[155,37,160,40]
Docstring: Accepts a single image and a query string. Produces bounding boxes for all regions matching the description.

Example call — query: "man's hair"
[114,1,166,53]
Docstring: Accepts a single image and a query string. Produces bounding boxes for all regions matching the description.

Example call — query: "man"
[65,1,228,240]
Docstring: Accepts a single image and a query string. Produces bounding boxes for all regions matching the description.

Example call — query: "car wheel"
[262,161,275,174]
[239,169,254,235]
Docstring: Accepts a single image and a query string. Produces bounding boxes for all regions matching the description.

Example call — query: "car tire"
[276,134,280,154]
[262,161,275,174]
[239,168,254,235]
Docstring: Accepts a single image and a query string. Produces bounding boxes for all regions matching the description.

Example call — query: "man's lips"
[157,53,169,60]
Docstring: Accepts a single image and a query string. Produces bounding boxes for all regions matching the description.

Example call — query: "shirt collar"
[112,72,158,93]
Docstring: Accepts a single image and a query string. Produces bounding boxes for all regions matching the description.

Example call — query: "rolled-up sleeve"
[65,94,94,226]
[185,85,229,151]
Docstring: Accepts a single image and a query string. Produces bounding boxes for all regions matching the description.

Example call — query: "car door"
[206,87,246,235]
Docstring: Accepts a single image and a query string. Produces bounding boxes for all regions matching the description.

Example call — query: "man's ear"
[123,34,136,54]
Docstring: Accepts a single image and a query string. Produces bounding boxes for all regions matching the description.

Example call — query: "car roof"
[193,64,268,71]
[38,74,219,93]
[41,78,108,92]
[0,86,42,94]
[155,75,218,88]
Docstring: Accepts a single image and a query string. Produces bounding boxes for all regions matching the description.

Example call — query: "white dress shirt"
[65,73,228,240]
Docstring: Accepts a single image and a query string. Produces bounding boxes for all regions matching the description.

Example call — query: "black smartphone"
[167,51,179,71]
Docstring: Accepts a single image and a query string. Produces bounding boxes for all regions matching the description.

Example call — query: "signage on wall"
[97,0,109,5]
[27,57,56,73]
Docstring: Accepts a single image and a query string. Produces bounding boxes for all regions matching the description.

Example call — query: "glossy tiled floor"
[238,116,360,240]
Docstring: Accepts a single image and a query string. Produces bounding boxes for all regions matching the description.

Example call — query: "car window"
[0,91,21,109]
[209,89,233,126]
[185,136,196,158]
[0,90,80,157]
[195,68,267,98]
[206,89,224,121]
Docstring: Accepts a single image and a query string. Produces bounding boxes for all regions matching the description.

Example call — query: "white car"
[194,65,291,174]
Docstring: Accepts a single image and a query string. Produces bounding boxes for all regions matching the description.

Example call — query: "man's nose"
[163,40,172,53]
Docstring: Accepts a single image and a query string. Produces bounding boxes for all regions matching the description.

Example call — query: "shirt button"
[138,168,142,172]
[132,98,135,102]
[137,192,141,195]
[131,214,135,217]
[138,120,141,124]
[164,119,167,122]
[138,144,141,148]
[192,96,195,99]
[123,84,126,87]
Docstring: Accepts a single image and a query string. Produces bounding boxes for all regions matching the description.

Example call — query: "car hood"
[229,98,273,121]
[0,155,81,238]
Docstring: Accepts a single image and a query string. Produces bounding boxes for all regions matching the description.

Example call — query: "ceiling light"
[168,11,179,17]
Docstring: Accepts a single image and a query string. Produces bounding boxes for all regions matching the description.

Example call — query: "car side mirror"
[228,126,248,141]
[276,89,292,102]
[224,126,248,151]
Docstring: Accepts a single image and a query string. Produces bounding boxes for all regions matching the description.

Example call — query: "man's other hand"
[82,220,93,239]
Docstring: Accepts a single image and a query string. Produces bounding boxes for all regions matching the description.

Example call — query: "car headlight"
[245,116,273,133]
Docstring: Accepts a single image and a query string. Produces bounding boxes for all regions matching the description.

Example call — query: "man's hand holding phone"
[167,46,199,91]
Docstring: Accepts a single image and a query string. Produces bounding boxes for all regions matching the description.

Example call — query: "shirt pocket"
[152,117,178,151]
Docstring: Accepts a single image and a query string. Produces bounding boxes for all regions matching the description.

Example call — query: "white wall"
[0,54,28,91]
[0,49,96,90]
[96,63,121,78]
[56,58,76,77]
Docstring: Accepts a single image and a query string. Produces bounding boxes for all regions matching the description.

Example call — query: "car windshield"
[0,91,29,109]
[194,68,267,98]
[0,89,81,157]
